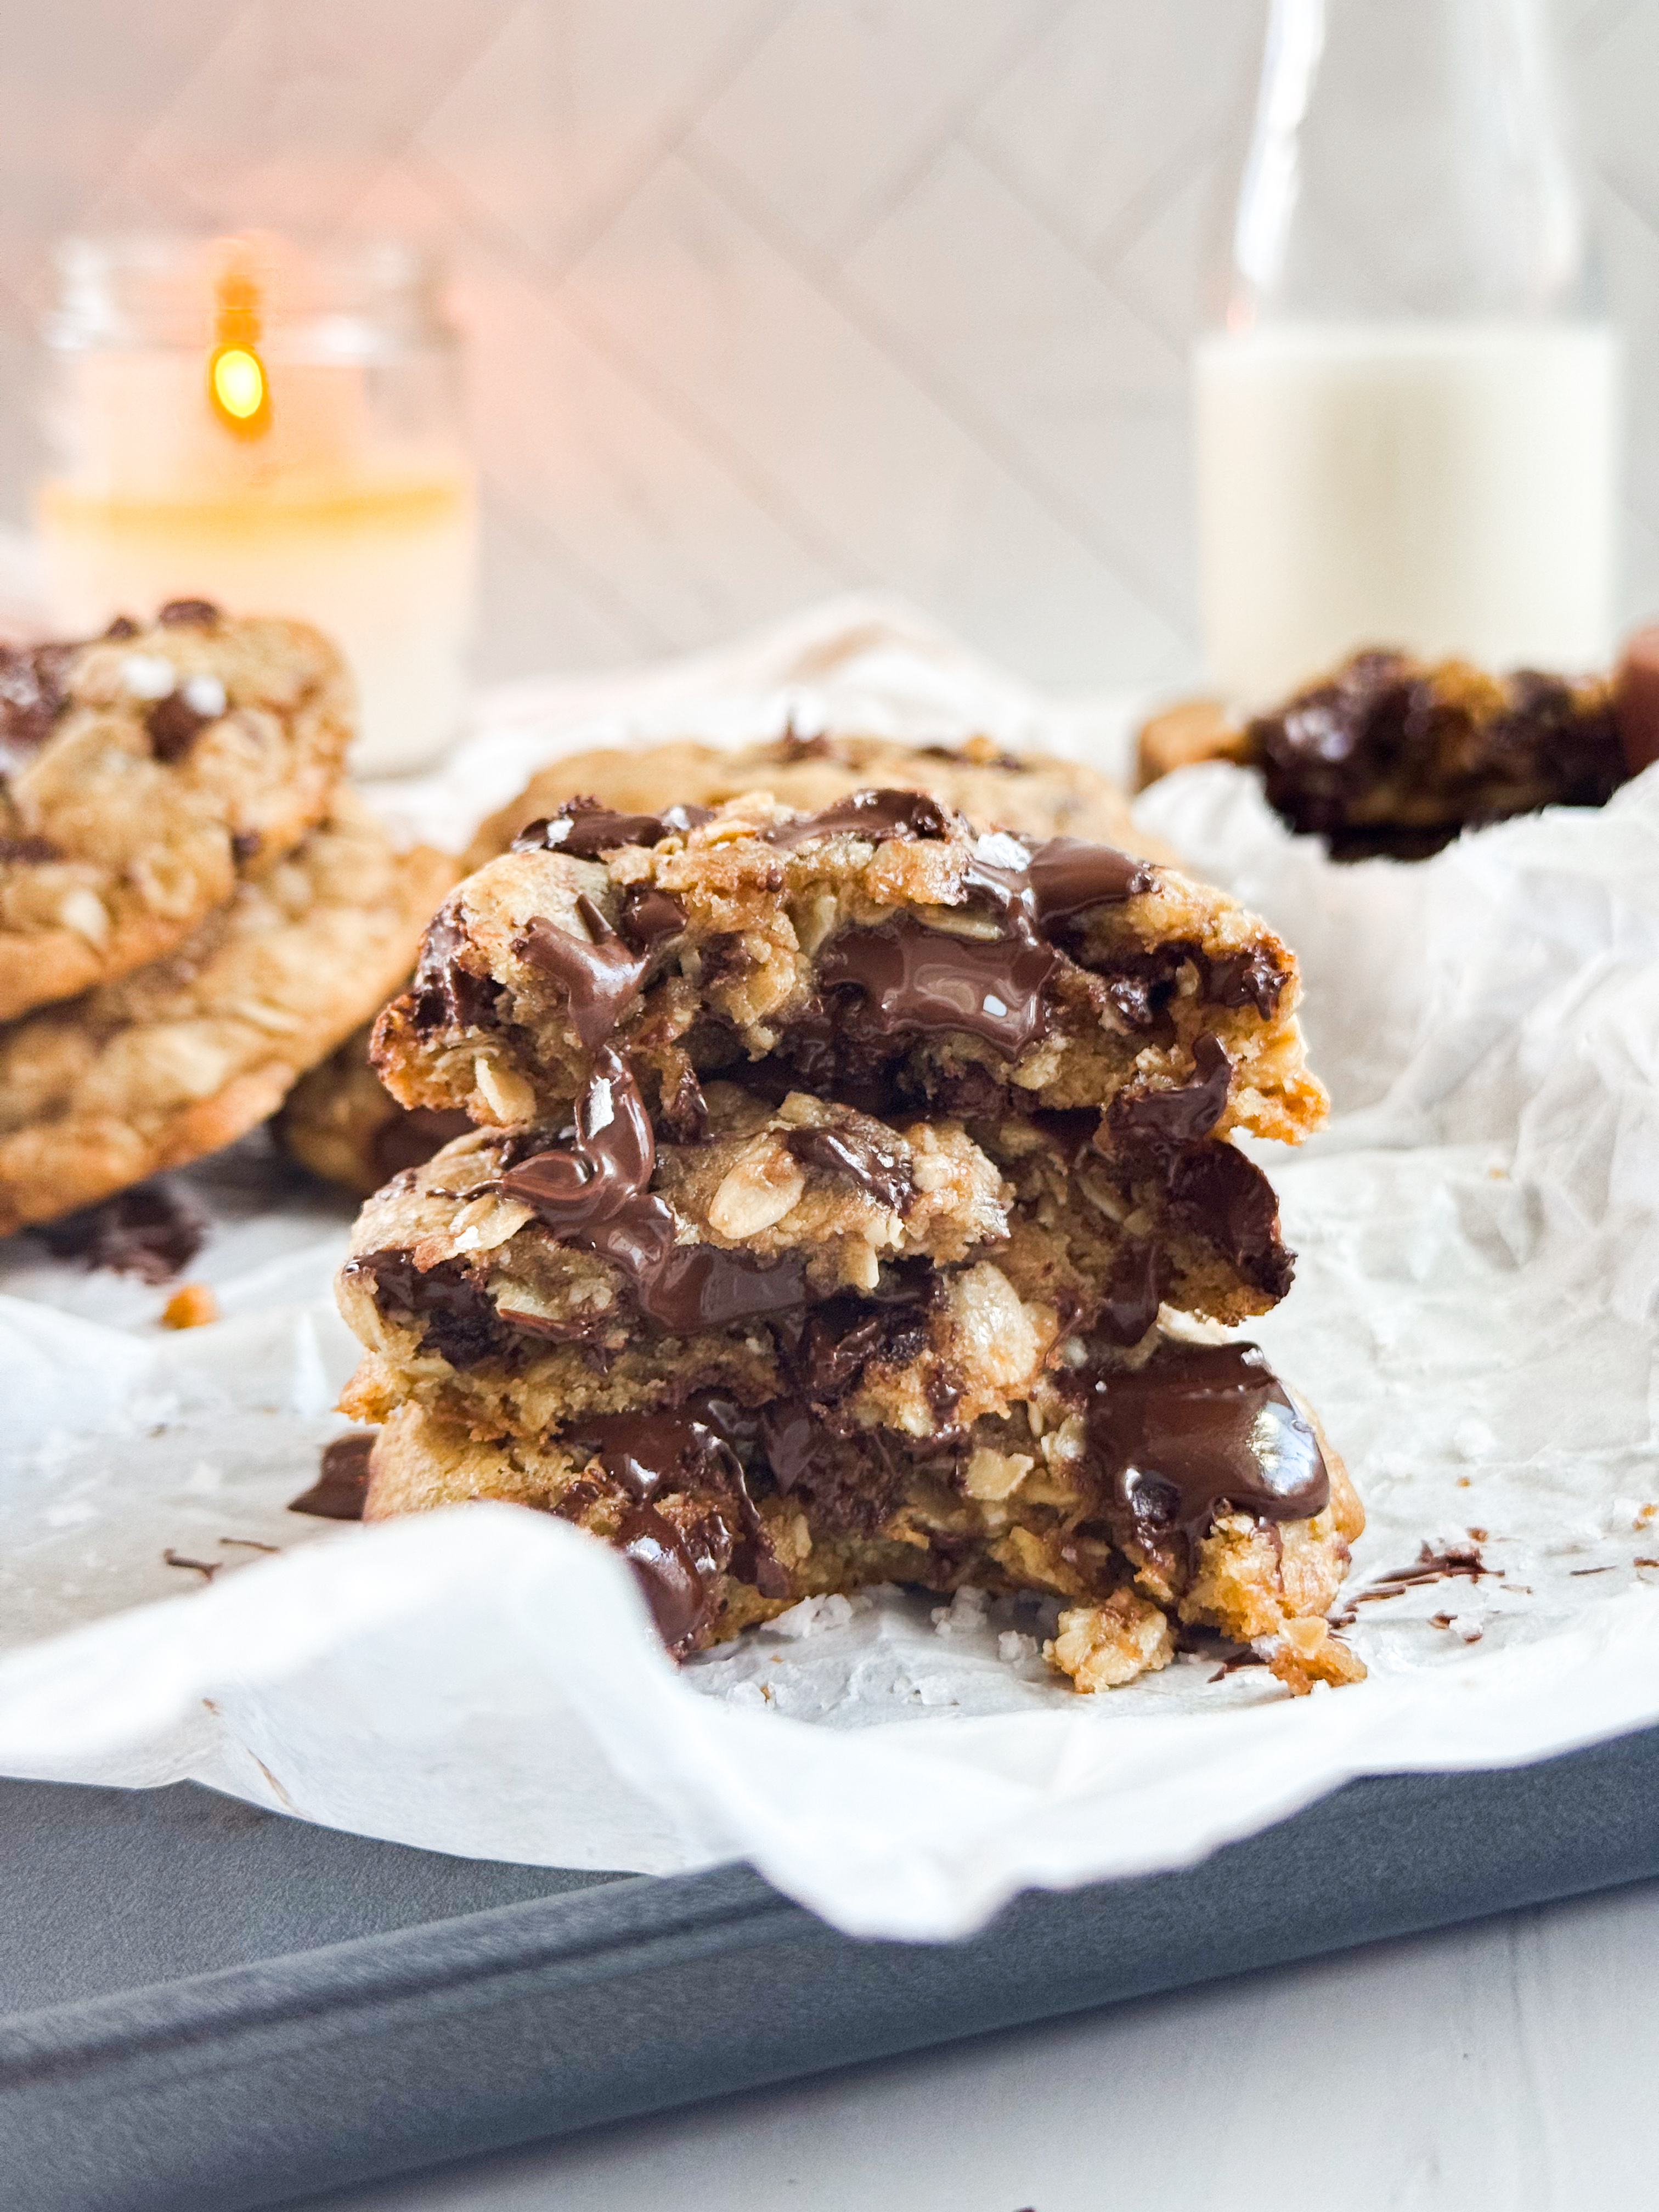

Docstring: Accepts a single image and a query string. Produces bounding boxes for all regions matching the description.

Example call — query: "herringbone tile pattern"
[0,0,1654,689]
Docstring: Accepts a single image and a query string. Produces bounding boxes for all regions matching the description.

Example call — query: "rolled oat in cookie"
[372,790,1325,1145]
[0,605,354,1020]
[0,791,454,1233]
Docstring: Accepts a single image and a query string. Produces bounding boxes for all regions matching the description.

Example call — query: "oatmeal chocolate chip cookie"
[336,1043,1295,1447]
[465,731,1167,872]
[360,1328,1364,1683]
[274,1022,472,1199]
[0,792,455,1233]
[1137,651,1627,860]
[373,791,1325,1143]
[0,605,354,1019]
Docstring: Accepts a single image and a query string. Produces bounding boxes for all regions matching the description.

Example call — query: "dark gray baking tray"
[4,1728,1659,2212]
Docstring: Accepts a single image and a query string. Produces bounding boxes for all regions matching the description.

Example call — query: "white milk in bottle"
[1197,0,1621,706]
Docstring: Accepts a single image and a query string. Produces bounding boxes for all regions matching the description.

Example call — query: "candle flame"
[207,262,272,438]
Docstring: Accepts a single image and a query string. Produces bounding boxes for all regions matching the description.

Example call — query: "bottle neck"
[1223,0,1593,329]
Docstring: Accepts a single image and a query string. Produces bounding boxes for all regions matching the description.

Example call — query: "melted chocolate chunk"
[656,1058,709,1143]
[1025,837,1153,923]
[557,1406,789,1644]
[410,908,503,1034]
[146,690,212,761]
[619,884,687,951]
[513,798,712,859]
[1163,1143,1293,1299]
[1204,947,1287,1019]
[1087,1338,1328,1542]
[517,897,652,1051]
[157,599,221,627]
[1249,649,1627,853]
[370,1106,473,1186]
[0,834,61,863]
[347,1248,505,1368]
[35,1183,205,1284]
[0,642,74,760]
[817,914,1059,1058]
[784,1122,914,1213]
[501,1050,810,1332]
[764,786,952,850]
[613,1503,712,1651]
[288,1431,375,1520]
[1111,1034,1232,1145]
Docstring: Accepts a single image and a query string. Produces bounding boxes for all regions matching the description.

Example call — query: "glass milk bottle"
[1194,0,1621,706]
[38,234,477,776]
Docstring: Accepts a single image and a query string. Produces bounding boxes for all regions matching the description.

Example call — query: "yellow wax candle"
[38,237,477,776]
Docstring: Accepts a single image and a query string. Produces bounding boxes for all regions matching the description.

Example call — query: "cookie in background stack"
[0,601,454,1237]
[335,786,1364,1696]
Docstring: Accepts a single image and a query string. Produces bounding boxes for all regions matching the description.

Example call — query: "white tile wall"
[1,0,1656,691]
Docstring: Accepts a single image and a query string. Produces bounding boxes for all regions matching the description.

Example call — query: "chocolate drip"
[517,897,651,1050]
[1111,1035,1232,1144]
[501,1050,810,1332]
[1087,1338,1328,1542]
[370,1105,473,1186]
[288,1432,374,1520]
[764,787,951,849]
[784,1122,914,1213]
[817,914,1059,1057]
[411,907,503,1034]
[35,1183,205,1283]
[512,798,712,858]
[558,1406,790,1648]
[613,1504,711,1651]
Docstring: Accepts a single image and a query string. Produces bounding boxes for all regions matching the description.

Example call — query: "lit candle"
[37,234,476,776]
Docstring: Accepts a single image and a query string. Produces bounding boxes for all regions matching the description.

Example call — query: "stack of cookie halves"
[340,785,1367,1694]
[0,602,453,1237]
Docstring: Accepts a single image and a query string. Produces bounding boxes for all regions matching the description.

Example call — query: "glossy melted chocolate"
[558,1406,789,1650]
[501,1051,810,1332]
[511,798,713,857]
[784,1122,914,1214]
[793,811,1155,1065]
[517,896,653,1051]
[1087,1338,1328,1542]
[288,1431,375,1520]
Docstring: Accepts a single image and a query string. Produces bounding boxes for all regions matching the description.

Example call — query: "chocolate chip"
[230,828,262,864]
[288,1432,375,1520]
[157,599,221,628]
[764,787,953,850]
[0,643,73,757]
[0,834,61,862]
[146,691,211,763]
[103,616,140,640]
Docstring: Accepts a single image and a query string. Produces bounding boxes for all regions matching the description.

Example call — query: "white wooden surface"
[302,1880,1658,2210]
[3,1,1659,691]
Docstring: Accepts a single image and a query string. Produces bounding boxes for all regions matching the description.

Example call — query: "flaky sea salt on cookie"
[0,602,353,1020]
[374,790,1326,1145]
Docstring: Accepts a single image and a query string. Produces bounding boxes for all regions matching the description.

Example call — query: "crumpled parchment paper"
[3,594,1658,1941]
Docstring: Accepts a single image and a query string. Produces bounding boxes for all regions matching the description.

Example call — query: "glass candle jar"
[37,233,477,776]
[1194,0,1621,705]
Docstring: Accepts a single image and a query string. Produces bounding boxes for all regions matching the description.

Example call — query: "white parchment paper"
[4,595,1659,1940]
